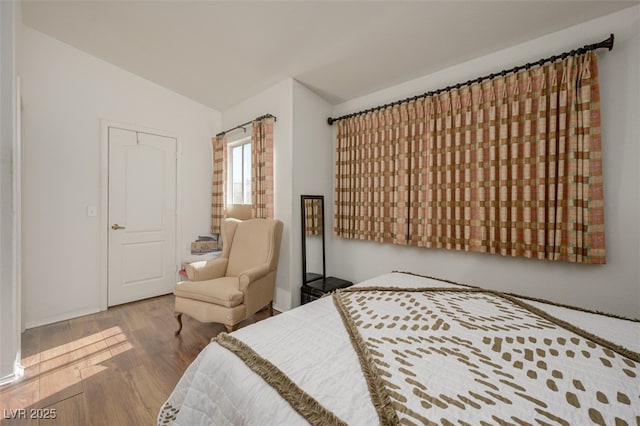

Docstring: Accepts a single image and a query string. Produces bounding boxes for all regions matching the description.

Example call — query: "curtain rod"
[327,33,614,125]
[216,113,277,137]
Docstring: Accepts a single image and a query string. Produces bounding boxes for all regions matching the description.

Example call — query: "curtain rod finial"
[327,117,335,125]
[608,33,614,51]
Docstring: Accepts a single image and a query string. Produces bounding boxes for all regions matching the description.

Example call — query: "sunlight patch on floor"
[0,326,132,412]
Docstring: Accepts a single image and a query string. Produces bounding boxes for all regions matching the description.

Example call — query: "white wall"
[221,79,294,311]
[20,26,220,328]
[330,6,640,318]
[291,80,334,306]
[0,0,22,384]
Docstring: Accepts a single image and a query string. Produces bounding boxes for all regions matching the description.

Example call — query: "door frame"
[99,120,182,311]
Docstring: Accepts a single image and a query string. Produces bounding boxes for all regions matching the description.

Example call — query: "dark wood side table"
[301,276,353,305]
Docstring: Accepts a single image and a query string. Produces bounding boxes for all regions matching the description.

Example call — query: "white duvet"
[159,272,639,425]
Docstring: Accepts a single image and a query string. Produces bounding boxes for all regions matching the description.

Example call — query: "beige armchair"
[174,218,283,334]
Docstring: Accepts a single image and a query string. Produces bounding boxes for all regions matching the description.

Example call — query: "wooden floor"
[0,295,275,425]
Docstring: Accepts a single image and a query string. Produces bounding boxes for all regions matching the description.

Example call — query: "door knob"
[111,224,126,230]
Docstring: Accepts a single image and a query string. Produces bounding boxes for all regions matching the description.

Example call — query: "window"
[228,137,251,205]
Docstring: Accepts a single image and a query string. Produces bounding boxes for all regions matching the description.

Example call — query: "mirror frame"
[301,195,326,285]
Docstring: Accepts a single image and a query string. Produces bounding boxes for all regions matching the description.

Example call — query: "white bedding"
[159,272,639,425]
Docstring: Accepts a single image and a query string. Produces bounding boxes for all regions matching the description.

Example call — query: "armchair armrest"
[186,258,228,281]
[238,263,271,291]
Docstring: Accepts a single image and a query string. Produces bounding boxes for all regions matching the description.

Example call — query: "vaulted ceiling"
[21,1,638,111]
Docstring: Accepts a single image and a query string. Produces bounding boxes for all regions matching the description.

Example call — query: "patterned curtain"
[335,51,605,264]
[335,106,411,244]
[304,198,323,236]
[251,117,275,219]
[210,134,227,234]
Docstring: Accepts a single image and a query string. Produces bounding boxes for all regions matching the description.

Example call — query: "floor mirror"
[301,195,325,285]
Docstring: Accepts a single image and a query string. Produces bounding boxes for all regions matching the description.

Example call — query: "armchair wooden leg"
[268,301,273,317]
[225,324,238,333]
[174,313,183,336]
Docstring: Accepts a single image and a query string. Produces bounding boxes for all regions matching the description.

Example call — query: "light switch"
[87,206,97,217]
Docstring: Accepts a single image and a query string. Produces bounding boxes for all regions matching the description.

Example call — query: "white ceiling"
[21,1,638,111]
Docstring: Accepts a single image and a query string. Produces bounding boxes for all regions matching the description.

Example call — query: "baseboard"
[24,307,102,330]
[0,365,23,387]
[272,302,286,313]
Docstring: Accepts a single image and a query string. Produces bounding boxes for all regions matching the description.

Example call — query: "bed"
[158,272,639,425]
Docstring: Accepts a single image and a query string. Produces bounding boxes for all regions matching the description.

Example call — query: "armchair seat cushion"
[174,276,243,308]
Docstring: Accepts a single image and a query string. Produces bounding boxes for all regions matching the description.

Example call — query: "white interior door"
[108,127,177,306]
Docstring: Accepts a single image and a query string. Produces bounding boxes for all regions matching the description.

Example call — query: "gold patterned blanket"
[159,274,639,426]
[333,287,639,426]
